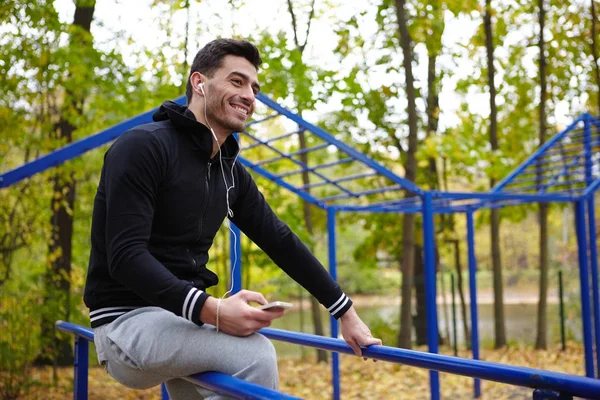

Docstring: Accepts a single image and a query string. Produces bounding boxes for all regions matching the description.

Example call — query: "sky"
[52,0,582,132]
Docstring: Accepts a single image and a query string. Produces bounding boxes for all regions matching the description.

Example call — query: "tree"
[394,0,419,349]
[38,0,97,366]
[484,0,507,349]
[591,0,600,116]
[535,0,549,350]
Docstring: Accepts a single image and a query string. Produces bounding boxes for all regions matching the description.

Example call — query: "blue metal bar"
[536,155,585,193]
[301,172,378,190]
[161,383,169,400]
[492,115,585,193]
[319,185,402,202]
[467,211,482,398]
[242,131,354,198]
[255,93,424,195]
[254,143,330,166]
[185,372,300,399]
[504,180,585,194]
[239,158,325,207]
[243,112,281,128]
[422,193,440,400]
[258,328,600,399]
[431,190,575,203]
[587,195,600,378]
[0,97,181,188]
[74,336,89,400]
[584,115,594,185]
[327,208,341,400]
[574,200,595,377]
[241,128,302,151]
[582,178,600,199]
[275,158,354,179]
[230,222,242,294]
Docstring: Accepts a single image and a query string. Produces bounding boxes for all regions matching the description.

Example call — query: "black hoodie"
[83,101,352,328]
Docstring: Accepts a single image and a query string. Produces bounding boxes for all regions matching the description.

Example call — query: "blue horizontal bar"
[432,191,575,202]
[259,328,600,399]
[56,321,296,400]
[319,185,402,202]
[185,372,300,400]
[242,130,354,198]
[302,171,378,190]
[239,158,326,208]
[241,128,303,151]
[244,113,281,128]
[275,157,354,179]
[255,143,329,166]
[256,93,424,195]
[504,180,587,194]
[492,115,585,193]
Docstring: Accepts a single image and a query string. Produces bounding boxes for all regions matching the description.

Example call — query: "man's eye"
[232,79,242,85]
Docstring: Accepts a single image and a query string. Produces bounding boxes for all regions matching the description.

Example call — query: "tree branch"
[286,0,301,49]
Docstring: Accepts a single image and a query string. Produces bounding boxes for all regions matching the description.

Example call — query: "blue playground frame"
[2,95,599,399]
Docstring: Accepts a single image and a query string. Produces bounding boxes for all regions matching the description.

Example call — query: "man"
[84,38,381,399]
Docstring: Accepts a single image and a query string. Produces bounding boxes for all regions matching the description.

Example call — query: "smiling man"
[84,38,380,399]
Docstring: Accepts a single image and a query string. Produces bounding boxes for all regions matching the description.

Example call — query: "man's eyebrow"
[229,71,261,92]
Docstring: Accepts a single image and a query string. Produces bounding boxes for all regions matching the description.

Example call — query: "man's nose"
[240,85,255,104]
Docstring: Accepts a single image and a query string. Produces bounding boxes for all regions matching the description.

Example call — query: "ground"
[17,342,585,399]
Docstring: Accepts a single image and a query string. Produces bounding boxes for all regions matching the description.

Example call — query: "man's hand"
[200,290,286,336]
[340,306,382,359]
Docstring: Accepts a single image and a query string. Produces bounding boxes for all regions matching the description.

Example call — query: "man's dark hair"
[186,38,262,104]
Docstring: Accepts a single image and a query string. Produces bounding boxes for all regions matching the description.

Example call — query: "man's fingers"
[348,338,362,356]
[238,290,268,305]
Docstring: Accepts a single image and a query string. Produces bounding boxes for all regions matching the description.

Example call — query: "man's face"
[203,55,260,133]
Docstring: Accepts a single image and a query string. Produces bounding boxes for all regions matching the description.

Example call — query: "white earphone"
[197,79,239,299]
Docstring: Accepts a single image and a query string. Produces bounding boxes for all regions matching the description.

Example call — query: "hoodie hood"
[152,100,240,160]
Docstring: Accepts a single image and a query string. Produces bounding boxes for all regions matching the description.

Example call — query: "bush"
[0,288,42,399]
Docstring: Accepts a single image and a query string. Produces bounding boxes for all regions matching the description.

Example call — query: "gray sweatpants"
[93,307,279,399]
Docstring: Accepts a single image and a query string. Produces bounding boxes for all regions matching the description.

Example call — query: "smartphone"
[258,301,293,312]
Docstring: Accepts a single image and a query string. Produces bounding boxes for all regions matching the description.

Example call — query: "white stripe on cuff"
[182,288,199,318]
[90,306,138,317]
[90,311,129,322]
[186,290,203,321]
[331,297,349,316]
[327,294,347,312]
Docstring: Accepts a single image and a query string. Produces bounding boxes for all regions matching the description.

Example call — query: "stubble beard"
[206,96,246,134]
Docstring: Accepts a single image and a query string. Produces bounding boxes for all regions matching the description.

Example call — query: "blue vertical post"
[583,115,600,377]
[74,336,88,400]
[467,211,482,398]
[422,193,440,400]
[161,383,170,400]
[327,207,340,400]
[575,199,595,378]
[230,222,242,294]
[588,197,600,377]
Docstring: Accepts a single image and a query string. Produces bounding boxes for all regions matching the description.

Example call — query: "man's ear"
[190,71,206,95]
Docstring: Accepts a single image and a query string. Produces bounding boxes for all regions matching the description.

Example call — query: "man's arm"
[229,168,381,354]
[101,129,209,325]
[229,168,352,319]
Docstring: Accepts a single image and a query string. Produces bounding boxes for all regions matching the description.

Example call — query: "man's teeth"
[232,105,247,115]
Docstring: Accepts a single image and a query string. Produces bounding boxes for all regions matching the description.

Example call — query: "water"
[269,303,581,358]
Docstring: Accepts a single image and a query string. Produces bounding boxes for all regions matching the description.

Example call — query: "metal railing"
[57,320,600,400]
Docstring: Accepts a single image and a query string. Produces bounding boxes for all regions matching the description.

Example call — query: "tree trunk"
[285,0,326,362]
[298,130,327,363]
[38,1,95,367]
[453,240,471,349]
[395,0,419,349]
[484,0,507,349]
[413,245,427,346]
[536,0,549,350]
[591,0,600,116]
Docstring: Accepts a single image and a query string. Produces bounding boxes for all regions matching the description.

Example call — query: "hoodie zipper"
[197,161,211,239]
[187,248,197,270]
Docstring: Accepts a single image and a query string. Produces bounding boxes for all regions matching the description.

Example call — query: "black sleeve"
[229,167,352,319]
[103,129,209,325]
